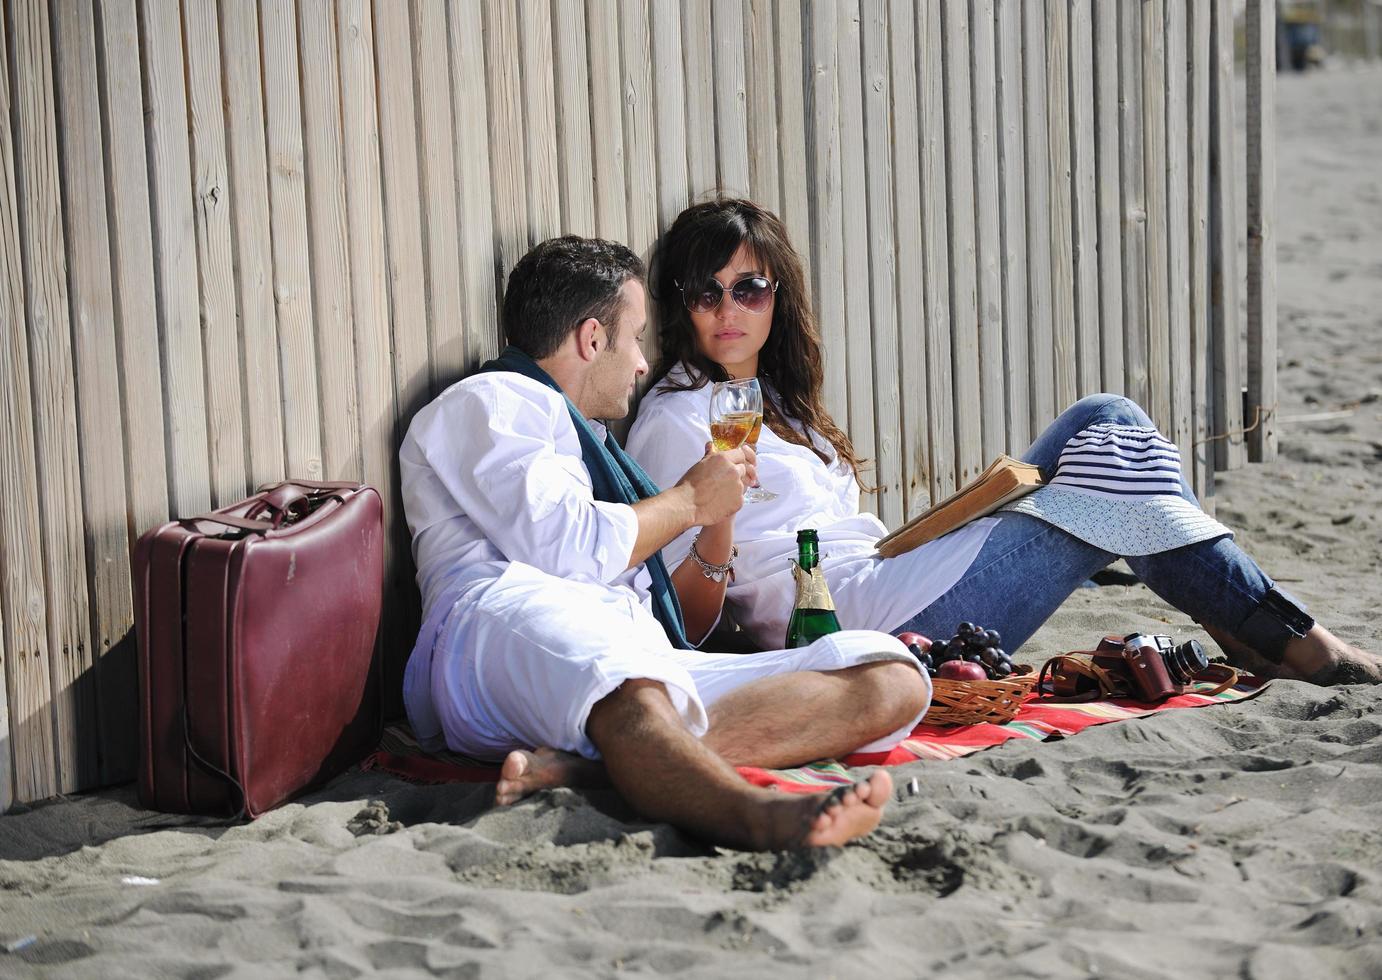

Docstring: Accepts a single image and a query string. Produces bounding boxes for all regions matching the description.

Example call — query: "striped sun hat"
[1001,421,1233,556]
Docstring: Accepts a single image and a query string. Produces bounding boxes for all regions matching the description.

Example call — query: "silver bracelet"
[689,535,738,583]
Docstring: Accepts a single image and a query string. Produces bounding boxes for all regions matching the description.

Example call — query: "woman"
[627,198,1379,685]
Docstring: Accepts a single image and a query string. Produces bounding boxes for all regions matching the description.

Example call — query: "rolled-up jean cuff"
[1235,586,1314,663]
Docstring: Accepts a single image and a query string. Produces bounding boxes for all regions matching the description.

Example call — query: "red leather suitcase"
[132,480,383,818]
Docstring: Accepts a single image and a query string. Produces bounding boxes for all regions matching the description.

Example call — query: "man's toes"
[500,750,531,781]
[494,751,534,806]
[821,784,859,815]
[798,772,893,848]
[857,770,891,808]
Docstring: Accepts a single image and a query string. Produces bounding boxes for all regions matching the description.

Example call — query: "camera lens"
[1163,639,1209,683]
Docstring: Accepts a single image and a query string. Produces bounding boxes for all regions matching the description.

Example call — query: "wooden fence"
[0,0,1276,810]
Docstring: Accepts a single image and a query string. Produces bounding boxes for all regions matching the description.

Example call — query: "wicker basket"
[926,666,1038,726]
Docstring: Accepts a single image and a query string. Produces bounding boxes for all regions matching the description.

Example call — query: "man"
[399,237,931,850]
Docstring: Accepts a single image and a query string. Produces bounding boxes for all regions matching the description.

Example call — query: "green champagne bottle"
[784,529,843,648]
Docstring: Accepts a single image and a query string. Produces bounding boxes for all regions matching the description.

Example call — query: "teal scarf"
[477,347,691,649]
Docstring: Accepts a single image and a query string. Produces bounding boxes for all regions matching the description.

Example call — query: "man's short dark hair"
[502,236,645,360]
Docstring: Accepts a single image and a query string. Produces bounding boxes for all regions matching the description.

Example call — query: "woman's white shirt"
[626,363,996,649]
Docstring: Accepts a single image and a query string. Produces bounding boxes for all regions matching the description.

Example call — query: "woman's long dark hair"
[648,198,866,481]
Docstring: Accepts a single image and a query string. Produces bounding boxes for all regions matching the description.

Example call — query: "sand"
[3,67,1381,980]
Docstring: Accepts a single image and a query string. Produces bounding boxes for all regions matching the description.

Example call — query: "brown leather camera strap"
[1039,654,1243,702]
[1037,655,1128,702]
[1191,663,1241,698]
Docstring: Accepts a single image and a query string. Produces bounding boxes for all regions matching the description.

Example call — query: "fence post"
[1245,0,1278,462]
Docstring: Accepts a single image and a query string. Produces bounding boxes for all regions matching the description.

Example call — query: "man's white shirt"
[400,372,653,619]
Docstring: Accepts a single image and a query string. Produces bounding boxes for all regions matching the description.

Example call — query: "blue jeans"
[893,394,1313,660]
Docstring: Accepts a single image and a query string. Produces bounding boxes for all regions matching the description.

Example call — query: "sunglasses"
[675,275,779,315]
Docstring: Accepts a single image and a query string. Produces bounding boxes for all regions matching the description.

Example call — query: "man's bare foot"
[749,770,893,849]
[494,747,608,806]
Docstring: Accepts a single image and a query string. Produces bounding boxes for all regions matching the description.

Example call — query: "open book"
[874,455,1043,558]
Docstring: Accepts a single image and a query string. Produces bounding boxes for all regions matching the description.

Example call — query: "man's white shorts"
[407,562,929,760]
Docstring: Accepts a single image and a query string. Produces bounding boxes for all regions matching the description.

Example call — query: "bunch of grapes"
[900,622,1015,680]
[933,623,1014,679]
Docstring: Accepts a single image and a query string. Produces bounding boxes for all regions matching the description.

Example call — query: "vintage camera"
[1089,633,1210,702]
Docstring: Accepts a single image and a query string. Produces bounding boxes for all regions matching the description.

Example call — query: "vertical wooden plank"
[1092,0,1124,394]
[1141,0,1171,431]
[554,0,597,237]
[889,0,931,515]
[806,0,847,427]
[1068,0,1101,397]
[649,0,689,231]
[647,0,684,391]
[338,0,407,714]
[182,0,249,505]
[1044,0,1076,413]
[919,0,956,500]
[260,0,325,480]
[1245,0,1277,462]
[838,0,877,518]
[300,0,365,480]
[482,0,529,284]
[94,0,169,540]
[140,0,214,509]
[1209,0,1244,471]
[53,0,136,786]
[218,0,284,489]
[1021,1,1054,432]
[681,0,716,198]
[775,0,812,278]
[95,0,167,773]
[412,0,467,386]
[0,0,56,802]
[519,0,561,242]
[586,1,628,243]
[620,0,659,258]
[376,0,433,694]
[995,0,1029,452]
[1163,0,1193,454]
[618,0,661,392]
[970,0,1006,463]
[373,2,432,427]
[745,0,781,212]
[1188,0,1212,501]
[1119,0,1149,410]
[712,0,751,197]
[861,0,900,526]
[940,0,981,485]
[10,0,97,792]
[0,597,9,807]
[447,0,500,364]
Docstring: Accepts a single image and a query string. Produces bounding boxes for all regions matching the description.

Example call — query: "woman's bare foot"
[1278,625,1382,685]
[750,770,893,849]
[494,747,608,806]
[1207,623,1382,686]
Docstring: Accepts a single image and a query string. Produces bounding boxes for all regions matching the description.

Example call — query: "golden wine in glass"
[709,379,776,503]
[711,411,759,451]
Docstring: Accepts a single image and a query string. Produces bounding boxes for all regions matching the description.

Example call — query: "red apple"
[937,660,987,682]
[896,631,931,653]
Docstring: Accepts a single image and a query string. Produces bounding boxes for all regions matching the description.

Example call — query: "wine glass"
[709,378,778,503]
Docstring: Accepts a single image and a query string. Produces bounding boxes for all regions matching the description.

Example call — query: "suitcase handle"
[252,480,362,528]
[186,480,363,533]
